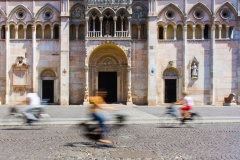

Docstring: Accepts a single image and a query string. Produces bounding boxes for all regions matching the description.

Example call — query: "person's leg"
[91,113,107,132]
[22,106,38,121]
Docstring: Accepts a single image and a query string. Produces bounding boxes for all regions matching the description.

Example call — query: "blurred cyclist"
[88,89,117,144]
[21,92,42,123]
[174,91,194,120]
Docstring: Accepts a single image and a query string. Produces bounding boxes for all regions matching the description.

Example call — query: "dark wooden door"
[98,72,117,103]
[42,80,54,103]
[165,79,176,103]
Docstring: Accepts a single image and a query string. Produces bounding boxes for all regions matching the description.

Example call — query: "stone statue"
[105,21,110,36]
[191,62,198,78]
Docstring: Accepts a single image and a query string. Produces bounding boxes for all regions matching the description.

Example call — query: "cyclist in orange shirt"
[89,89,117,144]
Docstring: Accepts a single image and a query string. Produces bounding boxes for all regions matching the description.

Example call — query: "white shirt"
[183,96,194,107]
[26,93,41,105]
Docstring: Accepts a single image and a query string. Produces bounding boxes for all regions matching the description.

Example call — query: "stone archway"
[88,44,128,103]
[163,67,180,103]
[39,69,57,104]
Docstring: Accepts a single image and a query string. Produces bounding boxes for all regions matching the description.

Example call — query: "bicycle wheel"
[160,113,178,127]
[2,114,25,126]
[190,113,202,124]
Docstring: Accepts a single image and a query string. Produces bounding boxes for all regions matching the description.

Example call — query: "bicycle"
[69,113,128,147]
[2,100,51,128]
[160,104,202,127]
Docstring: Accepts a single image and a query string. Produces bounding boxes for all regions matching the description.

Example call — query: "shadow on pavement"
[64,142,115,149]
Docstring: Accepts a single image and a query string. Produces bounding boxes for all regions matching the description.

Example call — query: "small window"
[54,25,59,39]
[165,10,175,20]
[221,9,231,20]
[159,26,163,39]
[193,9,204,20]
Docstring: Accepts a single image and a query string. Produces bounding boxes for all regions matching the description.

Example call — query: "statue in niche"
[105,21,110,36]
[191,62,198,78]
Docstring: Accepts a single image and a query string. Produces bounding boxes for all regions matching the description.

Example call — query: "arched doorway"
[40,69,56,103]
[163,67,180,103]
[88,44,128,103]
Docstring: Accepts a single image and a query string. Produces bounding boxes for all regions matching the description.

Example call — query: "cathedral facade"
[0,0,240,105]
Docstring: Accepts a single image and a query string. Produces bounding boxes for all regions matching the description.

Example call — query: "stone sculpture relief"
[132,6,147,18]
[71,7,84,19]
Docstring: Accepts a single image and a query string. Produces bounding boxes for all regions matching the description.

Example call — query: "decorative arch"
[116,8,130,17]
[35,3,60,19]
[41,69,56,77]
[87,44,129,103]
[0,8,7,17]
[88,44,128,65]
[17,21,26,26]
[163,67,180,77]
[132,2,148,18]
[215,2,237,16]
[157,3,184,20]
[70,3,85,19]
[187,2,212,18]
[102,7,116,17]
[86,8,101,17]
[8,4,33,18]
[157,21,167,27]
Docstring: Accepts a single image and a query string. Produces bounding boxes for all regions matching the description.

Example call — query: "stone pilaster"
[5,24,10,104]
[32,23,37,92]
[147,15,157,105]
[210,16,216,105]
[83,65,89,105]
[60,0,70,105]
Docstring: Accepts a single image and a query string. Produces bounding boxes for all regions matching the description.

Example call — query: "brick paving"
[0,123,239,159]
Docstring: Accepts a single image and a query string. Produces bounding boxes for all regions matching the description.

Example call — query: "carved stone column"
[202,26,205,39]
[100,17,103,37]
[192,26,196,40]
[24,27,27,39]
[15,26,18,39]
[219,26,222,39]
[128,17,131,37]
[114,16,117,37]
[174,26,177,40]
[83,65,90,105]
[226,26,229,39]
[164,26,167,40]
[121,16,124,37]
[93,17,96,37]
[51,26,54,39]
[138,25,141,39]
[42,27,44,39]
[127,66,133,105]
[86,17,89,37]
[76,27,78,40]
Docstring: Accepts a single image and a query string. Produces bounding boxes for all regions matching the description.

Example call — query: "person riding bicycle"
[21,92,42,123]
[174,91,194,121]
[88,89,117,144]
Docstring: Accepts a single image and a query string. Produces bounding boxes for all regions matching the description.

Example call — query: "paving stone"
[0,123,240,159]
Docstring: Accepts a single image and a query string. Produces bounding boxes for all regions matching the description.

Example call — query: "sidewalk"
[0,104,240,125]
